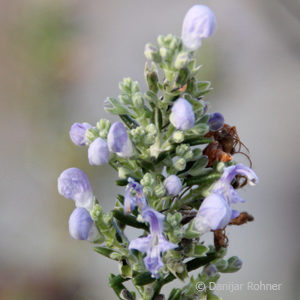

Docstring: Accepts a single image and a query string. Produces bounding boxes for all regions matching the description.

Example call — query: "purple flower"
[57,168,94,210]
[129,208,177,278]
[107,122,133,157]
[124,178,147,213]
[69,207,99,241]
[195,193,233,233]
[88,137,109,166]
[195,164,258,233]
[182,5,216,51]
[208,112,224,131]
[164,175,182,196]
[69,122,92,146]
[170,98,195,130]
[212,164,258,204]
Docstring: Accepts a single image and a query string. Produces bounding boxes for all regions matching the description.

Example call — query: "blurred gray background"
[0,0,299,299]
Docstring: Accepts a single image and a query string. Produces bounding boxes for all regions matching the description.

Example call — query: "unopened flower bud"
[133,92,144,108]
[176,144,190,157]
[203,264,218,277]
[174,52,190,69]
[88,137,109,166]
[174,158,186,171]
[58,168,94,210]
[118,167,131,179]
[69,207,99,241]
[145,64,159,94]
[159,47,171,60]
[96,119,111,138]
[69,122,92,146]
[144,43,161,63]
[170,98,195,130]
[107,122,133,157]
[172,131,184,143]
[146,124,157,135]
[164,175,182,196]
[208,112,224,131]
[154,183,166,197]
[215,259,228,272]
[182,5,216,51]
[226,256,243,272]
[141,173,155,186]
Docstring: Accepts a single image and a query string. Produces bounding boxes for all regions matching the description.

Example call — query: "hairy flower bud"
[58,168,94,210]
[69,122,92,146]
[182,5,216,51]
[172,131,185,143]
[154,183,166,197]
[164,175,182,196]
[69,207,99,241]
[133,92,144,109]
[107,122,133,157]
[174,158,186,171]
[208,112,224,131]
[88,137,109,166]
[174,52,190,69]
[170,98,195,130]
[203,264,218,277]
[226,256,243,272]
[144,43,161,63]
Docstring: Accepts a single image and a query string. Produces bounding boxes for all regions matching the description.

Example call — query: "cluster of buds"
[58,4,258,300]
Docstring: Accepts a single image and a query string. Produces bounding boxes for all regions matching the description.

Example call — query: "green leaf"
[183,136,213,146]
[105,97,129,115]
[188,156,209,176]
[168,289,181,300]
[94,247,121,260]
[115,179,128,186]
[112,210,149,231]
[193,245,208,257]
[120,114,139,129]
[132,272,155,286]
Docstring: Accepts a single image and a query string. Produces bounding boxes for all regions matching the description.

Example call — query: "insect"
[203,124,252,168]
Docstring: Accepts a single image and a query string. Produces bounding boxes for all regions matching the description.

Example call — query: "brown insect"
[213,228,228,250]
[229,212,254,226]
[203,124,252,168]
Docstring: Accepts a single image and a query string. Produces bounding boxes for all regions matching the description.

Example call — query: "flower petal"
[144,246,164,278]
[129,236,152,253]
[195,193,232,232]
[157,235,177,252]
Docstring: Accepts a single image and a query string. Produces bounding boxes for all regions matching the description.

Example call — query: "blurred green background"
[0,0,299,299]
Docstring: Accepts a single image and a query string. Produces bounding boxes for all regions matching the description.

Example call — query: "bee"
[203,124,252,168]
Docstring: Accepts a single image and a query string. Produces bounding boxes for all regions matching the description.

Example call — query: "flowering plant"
[58,5,258,300]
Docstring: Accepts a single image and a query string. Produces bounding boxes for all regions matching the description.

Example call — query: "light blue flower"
[69,122,92,146]
[129,208,177,278]
[194,193,233,233]
[57,168,94,210]
[107,122,133,157]
[208,112,224,131]
[164,175,182,196]
[88,137,109,166]
[69,207,99,241]
[195,164,258,233]
[124,178,147,213]
[212,164,258,204]
[182,4,216,51]
[170,98,195,130]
